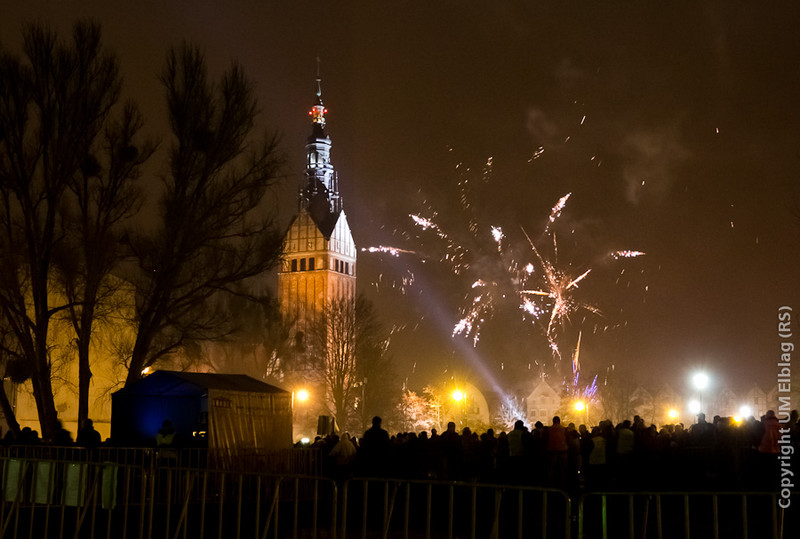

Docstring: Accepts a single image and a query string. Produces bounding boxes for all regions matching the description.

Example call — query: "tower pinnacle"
[303,67,340,217]
[309,58,327,128]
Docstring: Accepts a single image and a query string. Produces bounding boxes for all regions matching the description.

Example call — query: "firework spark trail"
[361,246,417,257]
[546,193,571,232]
[611,250,646,259]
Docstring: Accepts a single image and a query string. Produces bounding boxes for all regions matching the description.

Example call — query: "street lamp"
[739,405,752,418]
[667,409,679,422]
[574,400,589,425]
[452,389,466,426]
[692,372,709,390]
[691,372,709,415]
[294,389,310,442]
[688,399,701,418]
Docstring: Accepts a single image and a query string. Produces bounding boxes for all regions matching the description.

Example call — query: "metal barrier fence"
[1,454,798,539]
[577,491,798,539]
[342,477,571,539]
[0,456,338,539]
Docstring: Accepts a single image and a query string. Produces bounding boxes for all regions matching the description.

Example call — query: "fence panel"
[577,491,799,539]
[0,455,339,539]
[342,477,571,539]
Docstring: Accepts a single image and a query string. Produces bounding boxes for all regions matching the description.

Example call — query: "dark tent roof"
[114,370,290,397]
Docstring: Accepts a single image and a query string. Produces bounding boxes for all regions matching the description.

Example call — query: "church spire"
[302,62,341,219]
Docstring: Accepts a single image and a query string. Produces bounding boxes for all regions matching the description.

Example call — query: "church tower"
[278,78,357,341]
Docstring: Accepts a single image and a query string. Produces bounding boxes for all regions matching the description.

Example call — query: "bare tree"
[124,44,284,385]
[0,21,122,438]
[306,295,396,432]
[56,102,153,428]
[310,297,358,430]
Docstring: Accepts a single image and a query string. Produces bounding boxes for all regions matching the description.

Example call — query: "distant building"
[526,380,561,424]
[714,386,738,418]
[743,384,768,418]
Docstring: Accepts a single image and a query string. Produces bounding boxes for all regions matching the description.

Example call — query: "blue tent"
[111,371,292,450]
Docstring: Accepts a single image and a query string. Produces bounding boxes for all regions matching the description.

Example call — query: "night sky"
[3,2,799,396]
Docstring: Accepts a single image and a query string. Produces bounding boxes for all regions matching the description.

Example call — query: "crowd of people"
[4,410,799,494]
[3,418,102,448]
[312,411,800,493]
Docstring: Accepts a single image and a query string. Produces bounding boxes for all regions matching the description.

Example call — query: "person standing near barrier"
[157,420,176,447]
[52,420,73,446]
[506,420,527,484]
[75,418,100,449]
[76,419,101,449]
[587,427,607,490]
[545,416,568,490]
[614,420,635,487]
[757,410,780,488]
[440,421,462,480]
[329,432,357,480]
[360,416,389,476]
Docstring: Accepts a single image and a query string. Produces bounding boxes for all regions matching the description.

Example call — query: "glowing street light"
[739,405,752,418]
[688,399,701,415]
[668,409,679,421]
[296,389,310,402]
[452,389,465,402]
[574,400,589,425]
[692,372,709,390]
[691,372,710,415]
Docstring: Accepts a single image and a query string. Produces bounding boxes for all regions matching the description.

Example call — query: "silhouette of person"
[76,418,101,448]
[157,420,176,447]
[546,416,568,489]
[52,420,73,446]
[360,416,389,476]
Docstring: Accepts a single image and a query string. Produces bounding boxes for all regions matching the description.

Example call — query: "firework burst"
[364,157,643,392]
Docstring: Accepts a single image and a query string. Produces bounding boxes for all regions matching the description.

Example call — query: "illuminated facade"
[278,79,356,347]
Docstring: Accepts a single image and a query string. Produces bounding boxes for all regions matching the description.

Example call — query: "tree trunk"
[31,364,59,440]
[77,336,92,429]
[0,382,20,436]
[76,288,97,428]
[126,331,151,386]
